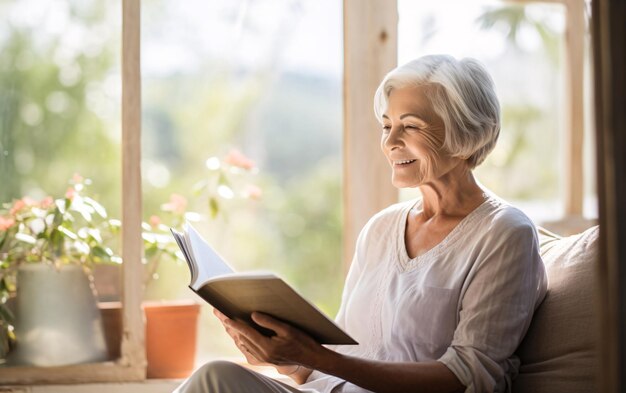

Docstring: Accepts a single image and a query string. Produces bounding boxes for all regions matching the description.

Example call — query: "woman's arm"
[313,349,463,393]
[229,312,464,393]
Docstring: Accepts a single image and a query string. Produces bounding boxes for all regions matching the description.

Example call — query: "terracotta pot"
[98,300,201,378]
[144,301,201,379]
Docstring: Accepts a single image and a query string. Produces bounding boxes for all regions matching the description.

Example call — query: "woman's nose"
[383,126,403,150]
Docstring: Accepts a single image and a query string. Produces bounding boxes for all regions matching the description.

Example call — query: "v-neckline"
[397,196,492,270]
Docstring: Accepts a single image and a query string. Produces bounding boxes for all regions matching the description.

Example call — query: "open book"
[170,223,357,345]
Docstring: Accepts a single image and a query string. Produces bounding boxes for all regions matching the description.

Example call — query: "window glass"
[0,0,121,211]
[0,0,122,363]
[141,0,343,362]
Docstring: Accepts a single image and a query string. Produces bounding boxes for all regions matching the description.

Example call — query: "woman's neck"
[418,164,486,219]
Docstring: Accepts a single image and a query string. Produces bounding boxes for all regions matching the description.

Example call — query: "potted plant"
[141,149,261,378]
[0,174,121,366]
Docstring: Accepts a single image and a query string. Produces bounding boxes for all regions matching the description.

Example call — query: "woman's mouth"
[393,159,417,166]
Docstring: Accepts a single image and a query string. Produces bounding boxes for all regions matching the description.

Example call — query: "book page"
[184,221,234,288]
[170,228,196,283]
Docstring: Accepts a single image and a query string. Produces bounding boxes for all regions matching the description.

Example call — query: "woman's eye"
[382,125,391,133]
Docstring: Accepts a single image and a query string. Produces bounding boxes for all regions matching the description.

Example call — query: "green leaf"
[145,245,159,259]
[191,179,208,196]
[69,197,93,222]
[15,233,36,244]
[91,245,113,262]
[50,228,62,244]
[87,228,102,243]
[83,197,107,218]
[55,199,67,214]
[57,226,78,240]
[0,304,14,324]
[208,197,219,219]
[217,171,230,186]
[142,232,157,243]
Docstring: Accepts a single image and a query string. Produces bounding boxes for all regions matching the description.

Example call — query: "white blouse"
[299,195,547,393]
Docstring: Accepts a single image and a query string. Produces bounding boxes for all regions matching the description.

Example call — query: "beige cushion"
[513,226,598,393]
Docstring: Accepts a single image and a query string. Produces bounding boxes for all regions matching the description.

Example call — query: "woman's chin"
[391,176,423,189]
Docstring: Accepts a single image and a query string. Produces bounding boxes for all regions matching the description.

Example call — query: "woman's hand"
[213,308,270,367]
[213,308,327,370]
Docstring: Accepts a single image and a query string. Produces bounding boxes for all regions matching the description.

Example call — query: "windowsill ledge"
[2,380,182,393]
[2,362,294,393]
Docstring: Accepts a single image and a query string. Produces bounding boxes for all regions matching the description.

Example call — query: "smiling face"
[381,85,462,188]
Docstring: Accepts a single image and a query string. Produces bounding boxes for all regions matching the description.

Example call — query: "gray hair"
[374,55,501,168]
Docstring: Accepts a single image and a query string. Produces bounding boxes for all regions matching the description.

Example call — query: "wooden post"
[592,0,626,391]
[563,0,586,217]
[342,0,398,273]
[120,0,146,375]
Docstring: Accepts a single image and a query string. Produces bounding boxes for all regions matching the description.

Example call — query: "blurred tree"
[474,3,563,202]
[476,4,561,64]
[0,1,121,214]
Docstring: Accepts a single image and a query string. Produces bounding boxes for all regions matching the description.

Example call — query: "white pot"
[7,263,108,366]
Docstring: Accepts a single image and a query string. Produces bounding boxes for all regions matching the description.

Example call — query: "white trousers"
[173,361,318,393]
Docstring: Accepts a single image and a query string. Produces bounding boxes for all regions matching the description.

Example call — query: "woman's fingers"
[251,312,293,337]
[238,333,268,361]
[225,318,269,343]
[213,308,228,322]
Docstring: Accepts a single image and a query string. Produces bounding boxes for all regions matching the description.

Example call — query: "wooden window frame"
[0,0,146,384]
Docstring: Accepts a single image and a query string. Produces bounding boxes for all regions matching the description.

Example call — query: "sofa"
[513,226,598,392]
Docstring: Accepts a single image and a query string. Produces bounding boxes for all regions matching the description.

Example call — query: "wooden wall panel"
[592,0,626,391]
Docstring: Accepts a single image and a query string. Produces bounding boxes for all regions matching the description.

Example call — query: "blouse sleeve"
[437,222,547,393]
[333,217,370,330]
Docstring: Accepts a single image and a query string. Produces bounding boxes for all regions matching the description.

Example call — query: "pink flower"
[224,149,255,170]
[22,197,36,206]
[9,199,26,216]
[40,196,54,209]
[72,173,83,183]
[161,193,187,214]
[244,184,262,200]
[65,187,76,200]
[149,215,161,228]
[0,216,15,231]
[10,197,39,216]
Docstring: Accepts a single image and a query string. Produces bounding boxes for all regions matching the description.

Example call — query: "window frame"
[0,0,146,383]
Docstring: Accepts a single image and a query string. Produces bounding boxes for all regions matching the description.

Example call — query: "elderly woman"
[174,55,547,393]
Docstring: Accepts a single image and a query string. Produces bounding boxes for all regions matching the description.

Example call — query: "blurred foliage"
[476,4,561,65]
[0,1,122,215]
[472,3,563,203]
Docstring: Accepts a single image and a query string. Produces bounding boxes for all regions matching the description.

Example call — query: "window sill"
[1,361,294,392]
[2,380,182,393]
